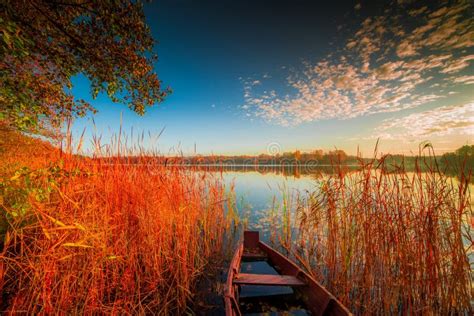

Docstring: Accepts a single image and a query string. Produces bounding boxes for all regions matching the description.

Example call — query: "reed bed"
[271,151,473,314]
[0,135,232,314]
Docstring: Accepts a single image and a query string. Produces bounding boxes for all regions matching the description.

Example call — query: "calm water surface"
[217,170,320,240]
[210,168,473,243]
[207,168,473,310]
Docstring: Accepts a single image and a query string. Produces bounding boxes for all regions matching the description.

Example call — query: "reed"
[272,148,472,314]
[0,130,232,314]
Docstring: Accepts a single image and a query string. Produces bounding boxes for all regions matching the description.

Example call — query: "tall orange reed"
[273,149,472,314]
[0,131,231,314]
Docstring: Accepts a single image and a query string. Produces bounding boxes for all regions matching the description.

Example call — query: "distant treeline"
[169,149,359,166]
[376,145,473,181]
[96,145,473,181]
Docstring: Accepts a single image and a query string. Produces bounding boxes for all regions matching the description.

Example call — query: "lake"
[210,167,473,313]
[219,170,315,236]
[209,167,473,245]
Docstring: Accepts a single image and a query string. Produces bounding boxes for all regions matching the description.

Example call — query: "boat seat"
[242,252,267,260]
[234,273,306,286]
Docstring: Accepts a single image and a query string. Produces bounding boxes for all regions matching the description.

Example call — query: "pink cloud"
[242,1,474,126]
[374,102,474,139]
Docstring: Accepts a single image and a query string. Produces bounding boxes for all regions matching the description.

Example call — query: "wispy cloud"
[452,75,474,84]
[242,1,474,126]
[374,102,474,140]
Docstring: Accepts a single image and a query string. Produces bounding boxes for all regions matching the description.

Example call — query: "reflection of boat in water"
[225,231,352,315]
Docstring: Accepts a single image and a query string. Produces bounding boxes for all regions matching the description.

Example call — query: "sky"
[71,0,474,156]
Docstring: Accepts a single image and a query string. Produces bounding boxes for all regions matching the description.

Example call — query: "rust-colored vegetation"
[0,128,231,314]
[0,125,61,177]
[270,150,473,314]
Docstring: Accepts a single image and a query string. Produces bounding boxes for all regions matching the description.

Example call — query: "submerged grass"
[0,129,233,314]
[272,147,472,314]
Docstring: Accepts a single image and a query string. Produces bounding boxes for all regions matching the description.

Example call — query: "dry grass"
[271,150,473,314]
[0,129,232,314]
[0,124,61,177]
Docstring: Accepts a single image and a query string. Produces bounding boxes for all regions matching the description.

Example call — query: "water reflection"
[212,167,473,242]
[193,164,359,179]
[217,170,316,241]
[211,167,473,312]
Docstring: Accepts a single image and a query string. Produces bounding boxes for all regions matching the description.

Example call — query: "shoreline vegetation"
[265,148,473,314]
[95,144,474,182]
[1,128,472,314]
[0,127,238,314]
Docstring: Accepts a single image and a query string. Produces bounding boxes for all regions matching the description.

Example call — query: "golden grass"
[271,152,473,314]
[0,130,232,314]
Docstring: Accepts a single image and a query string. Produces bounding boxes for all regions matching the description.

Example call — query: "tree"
[328,149,347,163]
[0,0,169,133]
[312,149,323,160]
[455,145,474,157]
[294,150,301,161]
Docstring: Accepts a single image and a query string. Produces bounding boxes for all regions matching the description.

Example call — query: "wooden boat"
[224,231,351,315]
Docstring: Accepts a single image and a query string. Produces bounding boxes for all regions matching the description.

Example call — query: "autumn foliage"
[0,130,230,314]
[1,0,169,132]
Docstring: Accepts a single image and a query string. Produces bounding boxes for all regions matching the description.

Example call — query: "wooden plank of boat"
[241,251,267,260]
[224,230,352,316]
[234,273,306,286]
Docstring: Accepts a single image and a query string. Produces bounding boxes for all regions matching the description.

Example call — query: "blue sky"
[71,0,473,156]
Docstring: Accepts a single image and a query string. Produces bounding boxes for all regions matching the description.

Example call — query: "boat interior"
[232,231,312,315]
[237,254,311,315]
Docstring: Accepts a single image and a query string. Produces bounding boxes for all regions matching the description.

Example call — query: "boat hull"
[224,231,351,316]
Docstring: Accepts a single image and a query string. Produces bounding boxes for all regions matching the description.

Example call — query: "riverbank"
[0,129,234,314]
